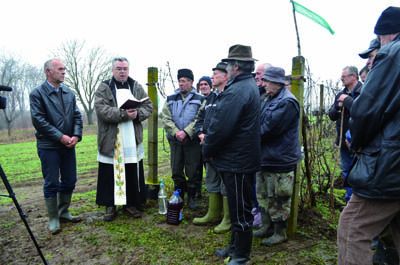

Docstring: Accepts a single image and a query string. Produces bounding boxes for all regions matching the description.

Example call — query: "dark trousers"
[38,148,77,198]
[96,161,146,208]
[221,172,255,232]
[169,140,201,193]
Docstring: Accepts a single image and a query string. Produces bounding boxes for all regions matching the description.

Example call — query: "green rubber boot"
[193,193,222,225]
[45,197,61,234]
[58,192,81,223]
[214,196,231,233]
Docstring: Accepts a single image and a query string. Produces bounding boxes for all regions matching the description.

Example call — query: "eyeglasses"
[341,74,353,79]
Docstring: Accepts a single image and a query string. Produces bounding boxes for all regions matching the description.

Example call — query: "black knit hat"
[374,6,400,35]
[177,68,194,81]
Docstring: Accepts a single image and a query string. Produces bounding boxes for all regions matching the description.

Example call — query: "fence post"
[146,67,159,199]
[288,56,305,236]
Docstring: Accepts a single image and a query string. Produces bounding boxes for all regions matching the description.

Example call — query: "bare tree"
[0,55,42,135]
[55,40,111,124]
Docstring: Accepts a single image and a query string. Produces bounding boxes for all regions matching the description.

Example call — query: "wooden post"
[146,67,159,199]
[318,84,324,126]
[288,56,305,236]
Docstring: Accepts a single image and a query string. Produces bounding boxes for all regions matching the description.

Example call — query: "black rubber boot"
[215,232,235,258]
[227,230,252,264]
[187,187,197,210]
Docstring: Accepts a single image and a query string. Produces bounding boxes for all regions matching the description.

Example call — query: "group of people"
[328,6,400,265]
[160,44,301,264]
[28,5,400,265]
[30,56,153,233]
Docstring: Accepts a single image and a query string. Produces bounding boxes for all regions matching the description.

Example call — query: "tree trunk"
[87,110,93,125]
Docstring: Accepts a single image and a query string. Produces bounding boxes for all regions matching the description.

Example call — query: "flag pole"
[291,0,302,56]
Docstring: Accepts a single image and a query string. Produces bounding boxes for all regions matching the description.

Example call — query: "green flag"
[291,0,335,35]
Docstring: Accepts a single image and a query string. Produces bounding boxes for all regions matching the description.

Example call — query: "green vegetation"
[0,128,170,184]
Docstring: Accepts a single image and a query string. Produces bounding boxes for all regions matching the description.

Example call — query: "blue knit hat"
[198,76,212,88]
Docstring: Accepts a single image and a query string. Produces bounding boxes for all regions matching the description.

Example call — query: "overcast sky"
[1,0,398,95]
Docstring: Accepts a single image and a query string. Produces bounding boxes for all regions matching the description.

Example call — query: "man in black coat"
[30,58,83,234]
[203,44,260,265]
[337,6,400,265]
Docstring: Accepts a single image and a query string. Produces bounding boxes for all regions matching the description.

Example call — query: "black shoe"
[124,206,143,218]
[103,206,117,221]
[215,245,234,258]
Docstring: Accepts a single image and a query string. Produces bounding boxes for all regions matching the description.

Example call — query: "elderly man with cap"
[253,66,301,246]
[203,45,260,264]
[193,62,231,234]
[161,68,204,209]
[337,6,400,265]
[359,38,381,71]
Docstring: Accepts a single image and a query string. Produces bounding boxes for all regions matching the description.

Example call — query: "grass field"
[0,127,338,265]
[0,128,171,184]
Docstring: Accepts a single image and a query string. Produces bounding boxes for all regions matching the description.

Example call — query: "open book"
[119,97,149,110]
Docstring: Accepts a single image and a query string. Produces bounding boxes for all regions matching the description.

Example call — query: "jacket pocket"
[347,148,380,188]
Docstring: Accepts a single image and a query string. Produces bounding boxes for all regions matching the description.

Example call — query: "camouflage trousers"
[256,170,294,222]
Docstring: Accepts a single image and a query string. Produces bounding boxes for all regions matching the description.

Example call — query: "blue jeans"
[38,148,77,198]
[340,146,353,202]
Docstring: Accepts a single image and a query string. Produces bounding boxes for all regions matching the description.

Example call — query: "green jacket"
[94,77,153,157]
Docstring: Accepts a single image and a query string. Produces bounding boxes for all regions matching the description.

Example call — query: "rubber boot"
[58,192,81,223]
[253,208,272,238]
[193,193,222,225]
[214,196,231,233]
[215,232,235,258]
[227,230,252,265]
[45,197,61,234]
[187,187,197,210]
[262,220,288,246]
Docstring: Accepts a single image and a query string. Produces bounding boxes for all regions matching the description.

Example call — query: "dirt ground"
[0,172,337,265]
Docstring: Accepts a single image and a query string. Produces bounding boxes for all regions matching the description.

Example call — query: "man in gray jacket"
[30,58,83,234]
[94,57,152,221]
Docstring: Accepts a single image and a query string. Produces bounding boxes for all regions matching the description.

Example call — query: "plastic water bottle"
[158,180,167,215]
[166,190,184,225]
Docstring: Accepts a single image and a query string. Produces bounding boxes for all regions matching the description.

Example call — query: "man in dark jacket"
[203,44,260,265]
[337,6,400,265]
[30,58,83,234]
[253,66,300,246]
[193,62,231,234]
[328,66,362,201]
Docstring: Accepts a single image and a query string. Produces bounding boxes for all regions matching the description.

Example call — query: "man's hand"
[66,136,79,148]
[60,135,72,146]
[175,130,187,142]
[126,109,138,120]
[337,94,349,108]
[198,133,205,144]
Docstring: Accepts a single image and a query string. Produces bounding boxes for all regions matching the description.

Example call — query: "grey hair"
[344,66,359,79]
[112,57,129,68]
[228,60,255,74]
[43,59,57,72]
